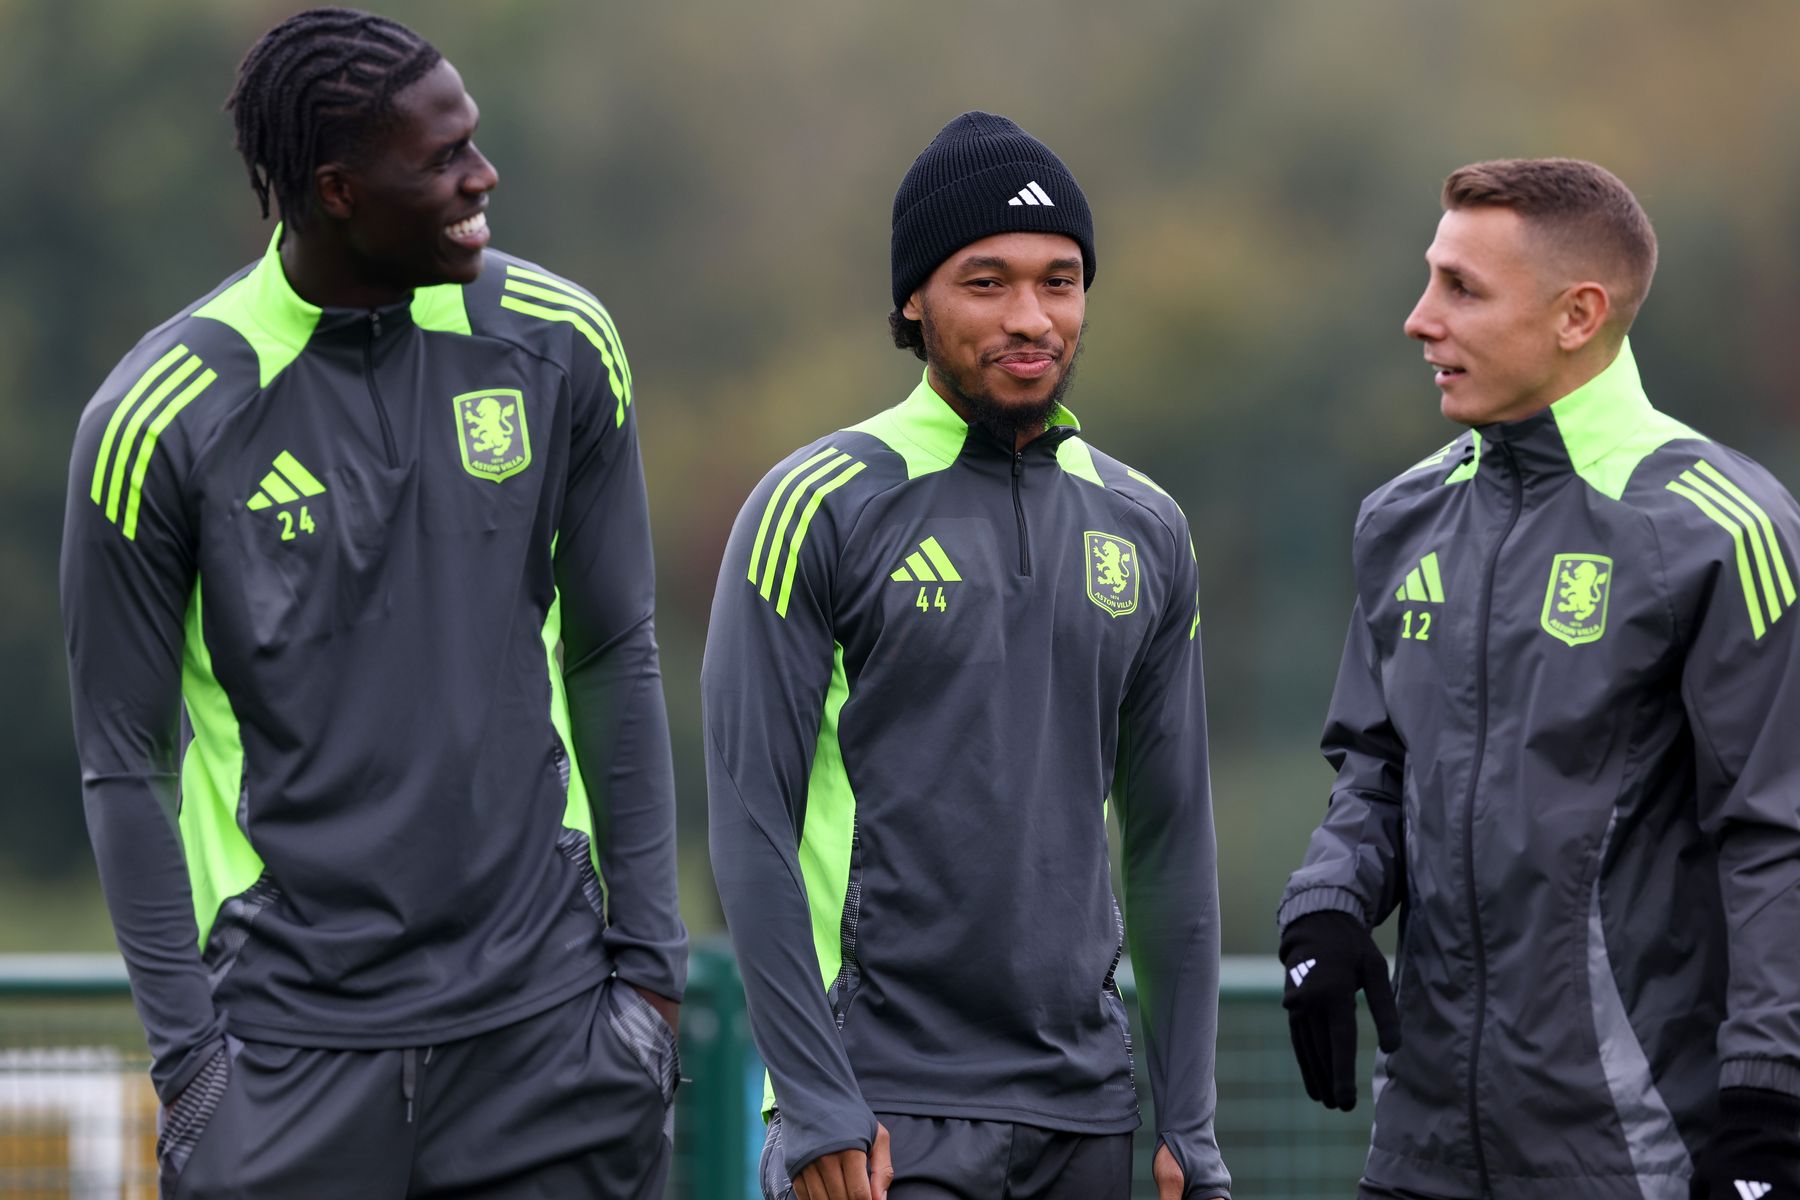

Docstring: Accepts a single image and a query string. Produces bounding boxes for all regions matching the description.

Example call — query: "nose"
[464,144,500,195]
[1001,288,1054,342]
[1403,288,1439,342]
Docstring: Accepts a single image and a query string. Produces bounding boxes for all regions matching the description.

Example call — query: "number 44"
[915,586,947,613]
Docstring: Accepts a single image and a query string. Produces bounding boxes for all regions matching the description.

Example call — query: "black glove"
[1690,1088,1800,1199]
[1279,910,1400,1111]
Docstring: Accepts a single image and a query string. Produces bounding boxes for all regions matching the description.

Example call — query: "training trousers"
[159,977,678,1199]
[762,1109,1133,1199]
[1358,1182,1470,1200]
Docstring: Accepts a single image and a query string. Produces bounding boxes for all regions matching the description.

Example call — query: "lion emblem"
[464,396,516,457]
[1557,560,1608,623]
[1095,540,1130,594]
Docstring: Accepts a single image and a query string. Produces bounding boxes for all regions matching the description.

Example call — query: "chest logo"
[245,450,326,543]
[453,388,531,483]
[1085,531,1140,618]
[1541,553,1613,647]
[889,535,962,613]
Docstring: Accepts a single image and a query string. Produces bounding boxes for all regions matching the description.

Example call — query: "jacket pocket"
[606,979,681,1108]
[155,1040,233,1186]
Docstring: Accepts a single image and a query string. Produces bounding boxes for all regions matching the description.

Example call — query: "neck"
[278,224,410,310]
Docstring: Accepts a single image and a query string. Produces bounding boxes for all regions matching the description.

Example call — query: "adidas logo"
[246,451,327,510]
[1735,1183,1773,1200]
[1289,958,1317,988]
[1394,550,1446,604]
[1006,180,1056,207]
[889,536,963,583]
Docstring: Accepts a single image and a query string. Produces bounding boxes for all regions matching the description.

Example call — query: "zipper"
[1462,442,1520,1199]
[1011,450,1032,576]
[365,311,399,466]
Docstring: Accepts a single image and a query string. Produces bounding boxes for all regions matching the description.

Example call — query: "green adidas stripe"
[1420,552,1444,602]
[122,367,216,541]
[499,291,630,425]
[1668,478,1768,639]
[1681,469,1783,619]
[759,453,852,600]
[748,448,839,586]
[101,352,202,523]
[919,536,961,582]
[272,451,326,497]
[776,462,866,617]
[903,551,935,581]
[505,265,632,392]
[92,345,188,507]
[1694,460,1796,607]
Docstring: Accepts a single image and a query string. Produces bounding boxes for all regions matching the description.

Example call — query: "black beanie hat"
[891,111,1096,310]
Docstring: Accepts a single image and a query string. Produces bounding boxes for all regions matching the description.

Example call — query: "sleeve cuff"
[1721,1057,1800,1099]
[1276,885,1370,930]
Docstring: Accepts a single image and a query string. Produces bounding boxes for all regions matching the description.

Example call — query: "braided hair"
[226,8,442,227]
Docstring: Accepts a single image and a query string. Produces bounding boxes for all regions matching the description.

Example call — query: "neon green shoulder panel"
[1444,431,1483,485]
[412,283,472,335]
[193,228,321,389]
[848,374,968,478]
[178,583,264,948]
[1056,436,1105,487]
[1551,342,1704,501]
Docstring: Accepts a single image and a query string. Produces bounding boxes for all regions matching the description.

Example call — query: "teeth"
[446,212,488,239]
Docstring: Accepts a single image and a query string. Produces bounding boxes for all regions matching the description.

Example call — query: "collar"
[1472,339,1649,482]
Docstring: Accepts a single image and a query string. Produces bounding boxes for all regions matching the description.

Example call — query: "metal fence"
[0,947,1374,1198]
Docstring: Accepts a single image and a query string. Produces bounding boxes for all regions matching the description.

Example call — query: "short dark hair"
[889,308,925,360]
[1442,158,1658,331]
[226,7,442,228]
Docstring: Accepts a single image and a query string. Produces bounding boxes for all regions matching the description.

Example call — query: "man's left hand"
[1152,1144,1228,1200]
[1690,1087,1800,1199]
[629,983,680,1037]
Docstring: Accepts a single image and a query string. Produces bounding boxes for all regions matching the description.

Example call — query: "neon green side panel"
[542,571,603,879]
[799,643,857,991]
[1055,436,1105,488]
[1445,431,1482,484]
[178,583,264,949]
[848,374,968,478]
[411,284,472,335]
[193,229,322,388]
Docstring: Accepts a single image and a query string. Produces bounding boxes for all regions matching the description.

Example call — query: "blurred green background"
[4,0,1799,963]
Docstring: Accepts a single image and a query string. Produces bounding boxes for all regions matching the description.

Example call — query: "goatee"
[921,314,1086,446]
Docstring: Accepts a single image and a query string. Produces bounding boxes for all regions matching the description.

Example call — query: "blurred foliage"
[4,0,1799,952]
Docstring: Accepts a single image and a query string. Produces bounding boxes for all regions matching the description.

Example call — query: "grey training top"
[1283,342,1800,1199]
[704,375,1231,1194]
[61,233,686,1102]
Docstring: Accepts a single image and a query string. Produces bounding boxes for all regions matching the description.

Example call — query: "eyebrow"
[956,255,1084,273]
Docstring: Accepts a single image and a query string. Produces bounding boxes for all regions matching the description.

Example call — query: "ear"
[1556,281,1611,352]
[902,289,924,322]
[314,163,356,221]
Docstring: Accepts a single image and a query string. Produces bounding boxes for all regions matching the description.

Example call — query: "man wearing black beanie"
[705,112,1232,1200]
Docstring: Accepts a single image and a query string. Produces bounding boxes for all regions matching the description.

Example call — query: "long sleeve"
[554,331,687,1001]
[1113,521,1231,1198]
[1669,460,1800,1098]
[1279,599,1408,930]
[702,449,879,1178]
[59,344,225,1103]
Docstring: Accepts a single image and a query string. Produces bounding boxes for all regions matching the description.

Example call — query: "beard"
[920,310,1087,445]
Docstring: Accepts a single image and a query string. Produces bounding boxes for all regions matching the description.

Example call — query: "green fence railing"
[0,945,1375,1199]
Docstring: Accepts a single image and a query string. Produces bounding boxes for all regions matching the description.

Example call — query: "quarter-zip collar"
[1473,339,1649,487]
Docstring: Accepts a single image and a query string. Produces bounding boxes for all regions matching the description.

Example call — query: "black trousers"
[762,1109,1132,1200]
[160,977,677,1199]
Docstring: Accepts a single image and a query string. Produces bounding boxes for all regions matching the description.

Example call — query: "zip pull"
[1013,451,1024,477]
[369,310,382,340]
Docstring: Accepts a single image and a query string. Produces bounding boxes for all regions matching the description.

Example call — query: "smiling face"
[327,58,498,295]
[1403,206,1597,426]
[903,231,1086,444]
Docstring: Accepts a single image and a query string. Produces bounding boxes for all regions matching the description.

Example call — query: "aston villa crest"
[453,388,531,483]
[1084,531,1140,618]
[1541,553,1612,646]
